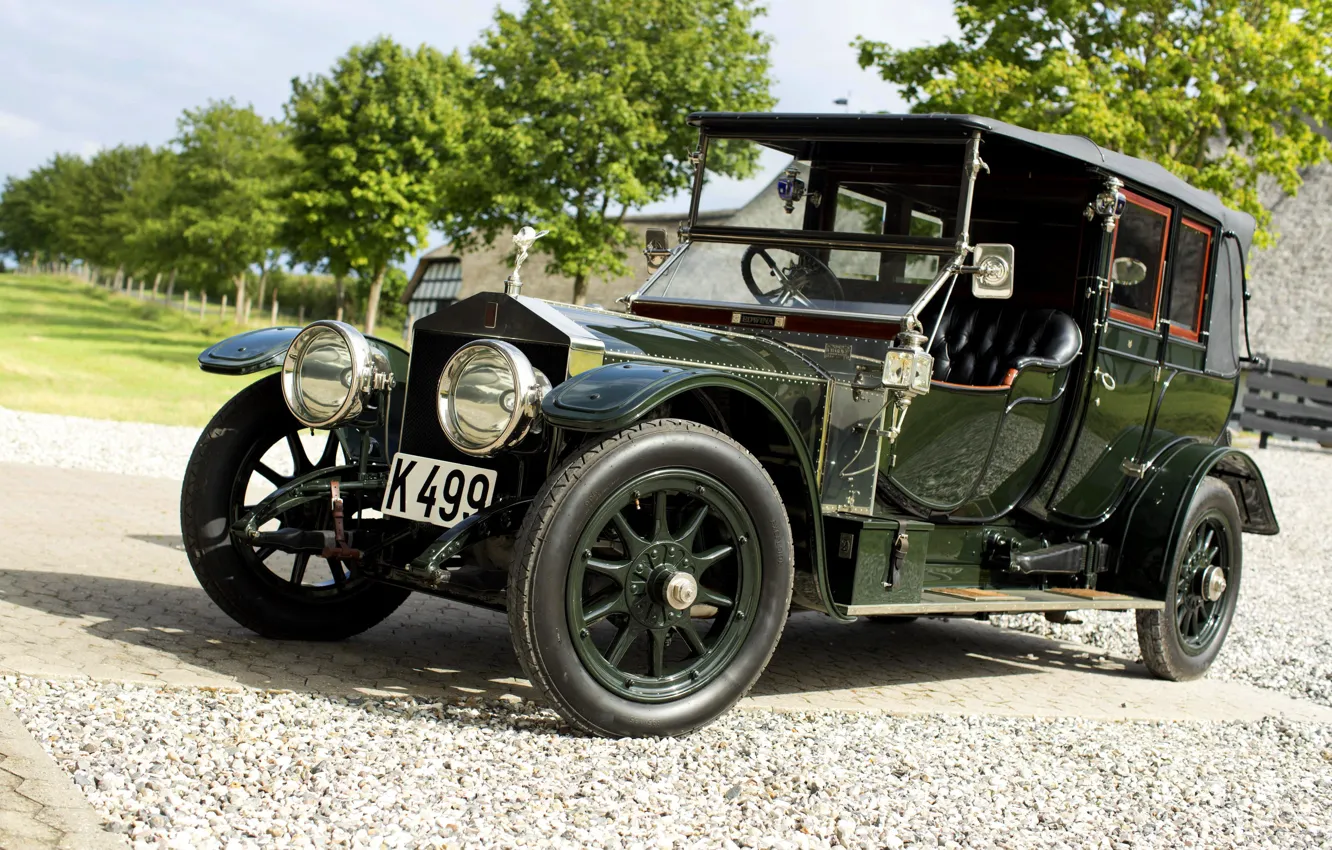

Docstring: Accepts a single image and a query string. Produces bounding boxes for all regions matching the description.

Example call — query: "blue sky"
[0,0,958,240]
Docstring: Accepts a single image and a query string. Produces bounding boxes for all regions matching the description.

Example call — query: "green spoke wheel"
[567,472,761,702]
[1173,518,1228,653]
[509,419,794,738]
[1137,478,1242,681]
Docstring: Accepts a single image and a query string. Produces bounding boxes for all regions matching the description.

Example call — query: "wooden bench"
[1240,358,1332,448]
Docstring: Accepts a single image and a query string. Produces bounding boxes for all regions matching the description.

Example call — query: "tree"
[856,1,1332,245]
[0,154,88,270]
[458,0,776,304]
[286,37,469,334]
[113,147,185,284]
[169,100,293,319]
[69,145,156,277]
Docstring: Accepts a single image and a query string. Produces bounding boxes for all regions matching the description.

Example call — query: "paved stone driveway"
[4,462,1328,725]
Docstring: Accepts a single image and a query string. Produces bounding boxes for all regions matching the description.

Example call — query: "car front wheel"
[1136,478,1242,681]
[508,418,794,737]
[181,374,410,640]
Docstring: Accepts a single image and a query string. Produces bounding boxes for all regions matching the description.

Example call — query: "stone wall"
[1245,164,1332,363]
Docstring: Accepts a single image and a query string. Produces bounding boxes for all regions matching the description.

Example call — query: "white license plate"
[380,452,498,527]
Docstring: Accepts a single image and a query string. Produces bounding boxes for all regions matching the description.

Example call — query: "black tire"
[1136,478,1242,681]
[181,374,410,640]
[508,418,794,737]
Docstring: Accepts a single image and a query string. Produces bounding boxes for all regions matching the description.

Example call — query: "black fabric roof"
[689,112,1255,252]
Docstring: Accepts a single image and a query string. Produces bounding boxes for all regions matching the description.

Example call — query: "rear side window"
[1167,219,1211,340]
[1109,192,1170,328]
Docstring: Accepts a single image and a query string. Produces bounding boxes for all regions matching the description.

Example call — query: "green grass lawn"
[0,274,260,426]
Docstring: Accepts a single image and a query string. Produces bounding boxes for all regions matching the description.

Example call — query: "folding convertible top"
[688,111,1254,377]
[688,112,1255,251]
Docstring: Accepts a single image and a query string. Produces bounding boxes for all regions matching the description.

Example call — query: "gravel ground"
[994,441,1332,708]
[6,675,1331,850]
[0,407,198,480]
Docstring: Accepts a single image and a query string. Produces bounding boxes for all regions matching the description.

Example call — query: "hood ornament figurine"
[504,226,550,296]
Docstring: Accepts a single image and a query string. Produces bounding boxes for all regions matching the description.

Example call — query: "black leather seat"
[924,301,1082,387]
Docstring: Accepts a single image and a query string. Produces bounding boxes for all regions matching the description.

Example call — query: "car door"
[1049,190,1171,520]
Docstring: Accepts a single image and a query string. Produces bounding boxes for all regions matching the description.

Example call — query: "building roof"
[402,252,462,304]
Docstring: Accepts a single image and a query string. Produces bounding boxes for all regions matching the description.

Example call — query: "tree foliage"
[166,100,294,319]
[286,37,469,333]
[457,0,776,303]
[856,0,1332,245]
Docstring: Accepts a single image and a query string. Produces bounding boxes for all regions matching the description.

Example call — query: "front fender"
[543,361,846,621]
[198,326,410,381]
[1109,442,1278,597]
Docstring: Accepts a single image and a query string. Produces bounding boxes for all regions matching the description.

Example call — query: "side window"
[1109,192,1170,328]
[828,188,886,280]
[903,211,943,283]
[1167,219,1211,340]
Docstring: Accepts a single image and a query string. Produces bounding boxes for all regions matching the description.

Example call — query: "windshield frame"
[630,128,987,330]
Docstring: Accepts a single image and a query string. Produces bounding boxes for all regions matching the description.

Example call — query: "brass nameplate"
[731,312,786,328]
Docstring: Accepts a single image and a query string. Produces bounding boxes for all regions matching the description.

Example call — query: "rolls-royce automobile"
[183,113,1278,737]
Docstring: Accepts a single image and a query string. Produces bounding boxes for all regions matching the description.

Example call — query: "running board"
[840,587,1164,617]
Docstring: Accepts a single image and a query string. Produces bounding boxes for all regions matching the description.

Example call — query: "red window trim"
[1167,218,1211,343]
[1108,190,1170,331]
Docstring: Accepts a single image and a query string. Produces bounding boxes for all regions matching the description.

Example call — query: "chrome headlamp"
[438,340,550,456]
[281,320,393,428]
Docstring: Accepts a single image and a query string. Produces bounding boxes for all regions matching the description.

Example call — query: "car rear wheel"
[181,374,410,640]
[1136,478,1242,681]
[508,418,794,737]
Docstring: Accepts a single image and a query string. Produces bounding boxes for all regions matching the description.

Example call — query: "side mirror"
[644,228,671,271]
[970,243,1015,300]
[1111,256,1148,285]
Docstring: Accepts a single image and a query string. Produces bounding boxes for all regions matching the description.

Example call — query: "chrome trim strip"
[609,351,825,384]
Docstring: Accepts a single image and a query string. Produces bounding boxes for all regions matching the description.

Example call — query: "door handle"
[1094,368,1116,391]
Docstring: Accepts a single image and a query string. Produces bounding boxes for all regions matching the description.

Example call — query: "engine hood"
[552,303,824,383]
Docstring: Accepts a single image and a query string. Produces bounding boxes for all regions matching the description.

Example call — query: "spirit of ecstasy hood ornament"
[504,225,551,296]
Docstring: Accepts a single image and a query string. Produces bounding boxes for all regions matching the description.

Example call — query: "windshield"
[642,172,952,316]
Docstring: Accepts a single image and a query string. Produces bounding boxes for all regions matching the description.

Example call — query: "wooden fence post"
[221,294,228,319]
[183,291,190,314]
[200,292,207,320]
[298,304,305,325]
[271,293,278,326]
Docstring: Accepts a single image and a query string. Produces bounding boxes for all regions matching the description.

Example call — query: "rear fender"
[543,362,844,620]
[1109,442,1278,597]
[198,326,410,381]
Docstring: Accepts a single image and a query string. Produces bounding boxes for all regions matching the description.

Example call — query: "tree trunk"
[365,265,386,335]
[335,274,346,322]
[572,273,589,305]
[234,274,246,322]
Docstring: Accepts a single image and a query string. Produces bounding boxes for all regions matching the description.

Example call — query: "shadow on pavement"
[0,567,1145,705]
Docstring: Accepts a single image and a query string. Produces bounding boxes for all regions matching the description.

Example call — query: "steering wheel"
[740,245,844,308]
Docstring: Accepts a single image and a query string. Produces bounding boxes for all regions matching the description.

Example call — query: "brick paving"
[3,460,1331,845]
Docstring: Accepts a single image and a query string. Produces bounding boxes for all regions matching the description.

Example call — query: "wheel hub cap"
[1201,565,1228,602]
[663,572,698,610]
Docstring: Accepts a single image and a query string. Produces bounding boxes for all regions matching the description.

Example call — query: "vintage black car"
[183,112,1279,737]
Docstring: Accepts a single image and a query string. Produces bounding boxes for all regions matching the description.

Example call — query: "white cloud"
[0,110,40,140]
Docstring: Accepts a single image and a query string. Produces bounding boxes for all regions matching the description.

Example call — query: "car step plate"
[840,587,1164,616]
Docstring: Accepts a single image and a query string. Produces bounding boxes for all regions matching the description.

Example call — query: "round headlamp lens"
[447,346,517,450]
[294,328,354,424]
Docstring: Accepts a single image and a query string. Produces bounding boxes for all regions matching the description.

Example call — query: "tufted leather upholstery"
[924,301,1082,387]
